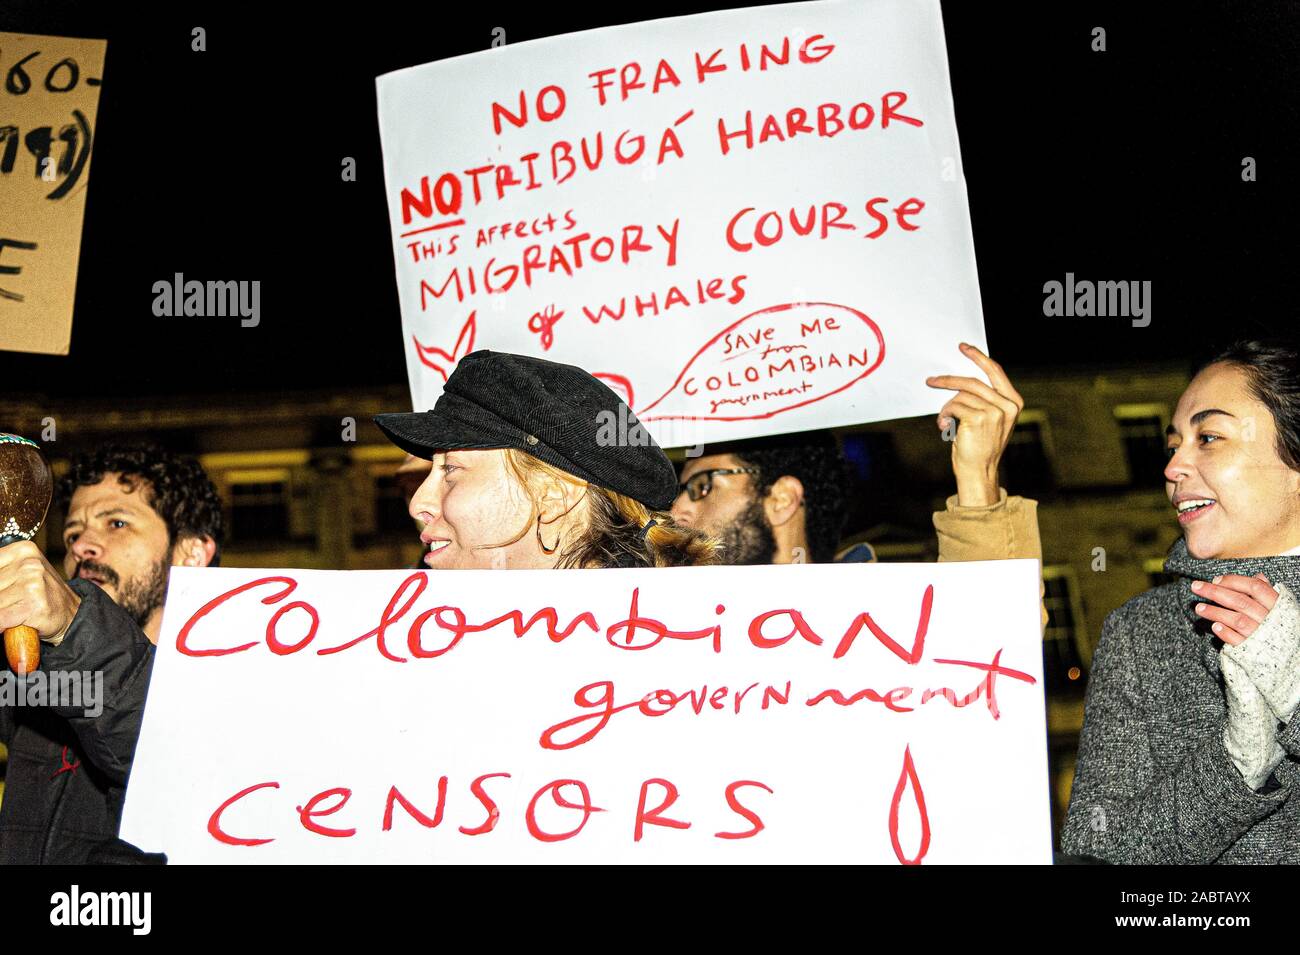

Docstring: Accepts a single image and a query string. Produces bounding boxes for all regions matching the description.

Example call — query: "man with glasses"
[673,435,853,565]
[672,344,1045,582]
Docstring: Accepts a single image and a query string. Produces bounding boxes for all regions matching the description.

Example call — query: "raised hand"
[926,342,1025,506]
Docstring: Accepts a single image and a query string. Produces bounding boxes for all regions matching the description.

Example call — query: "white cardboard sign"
[121,560,1051,864]
[377,0,986,447]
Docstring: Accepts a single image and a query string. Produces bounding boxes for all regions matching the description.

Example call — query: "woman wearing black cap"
[375,351,716,570]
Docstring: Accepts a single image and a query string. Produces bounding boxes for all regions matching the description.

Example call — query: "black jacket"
[0,578,154,864]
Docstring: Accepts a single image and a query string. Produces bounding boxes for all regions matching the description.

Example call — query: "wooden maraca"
[0,434,53,676]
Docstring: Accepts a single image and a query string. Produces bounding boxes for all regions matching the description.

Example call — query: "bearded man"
[0,444,221,862]
[671,345,1046,597]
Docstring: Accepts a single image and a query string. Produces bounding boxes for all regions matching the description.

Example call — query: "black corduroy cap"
[374,350,679,511]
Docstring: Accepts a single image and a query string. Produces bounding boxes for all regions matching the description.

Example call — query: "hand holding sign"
[926,343,1025,507]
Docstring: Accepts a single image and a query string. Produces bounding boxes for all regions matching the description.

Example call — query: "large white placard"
[377,0,986,447]
[121,560,1050,863]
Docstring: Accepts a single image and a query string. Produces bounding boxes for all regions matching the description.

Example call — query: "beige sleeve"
[1223,581,1300,724]
[932,488,1048,631]
[1221,650,1287,790]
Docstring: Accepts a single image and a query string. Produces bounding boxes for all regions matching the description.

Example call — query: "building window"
[1002,411,1054,492]
[1114,404,1169,487]
[229,476,290,542]
[349,447,421,548]
[374,473,413,535]
[201,452,311,549]
[1042,566,1088,695]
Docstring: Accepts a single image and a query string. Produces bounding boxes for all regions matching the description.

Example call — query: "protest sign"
[376,0,986,447]
[0,32,106,355]
[120,560,1051,863]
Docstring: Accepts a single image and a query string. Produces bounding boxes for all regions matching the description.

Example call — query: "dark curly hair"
[56,444,225,565]
[1195,339,1300,473]
[707,431,851,563]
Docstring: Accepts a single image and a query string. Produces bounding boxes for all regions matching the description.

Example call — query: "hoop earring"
[536,515,559,554]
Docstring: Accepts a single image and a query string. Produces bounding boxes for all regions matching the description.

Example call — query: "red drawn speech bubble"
[636,302,885,422]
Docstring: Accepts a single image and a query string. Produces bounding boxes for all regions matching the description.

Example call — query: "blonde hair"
[501,448,717,568]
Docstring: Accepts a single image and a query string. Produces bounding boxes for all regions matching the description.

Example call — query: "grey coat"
[1061,538,1300,863]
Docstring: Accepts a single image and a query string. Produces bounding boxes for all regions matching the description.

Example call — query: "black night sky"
[0,0,1295,400]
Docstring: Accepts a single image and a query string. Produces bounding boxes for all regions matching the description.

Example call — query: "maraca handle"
[4,625,39,676]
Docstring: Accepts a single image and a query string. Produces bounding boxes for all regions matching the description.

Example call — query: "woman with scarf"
[1062,340,1300,863]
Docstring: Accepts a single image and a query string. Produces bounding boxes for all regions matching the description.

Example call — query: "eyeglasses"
[677,467,761,502]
